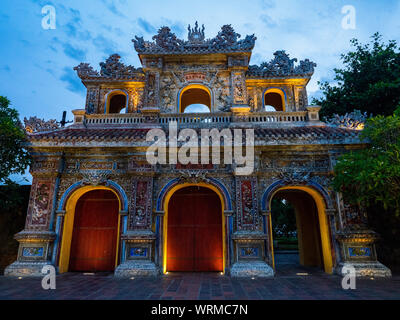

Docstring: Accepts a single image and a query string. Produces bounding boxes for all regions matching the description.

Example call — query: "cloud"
[60,67,85,94]
[260,14,277,28]
[92,35,118,55]
[137,18,156,34]
[0,65,10,72]
[101,0,126,18]
[63,44,87,61]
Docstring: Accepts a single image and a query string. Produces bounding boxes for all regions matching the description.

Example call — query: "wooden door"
[167,187,223,272]
[69,190,119,272]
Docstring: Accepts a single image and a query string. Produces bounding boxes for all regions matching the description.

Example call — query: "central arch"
[163,183,226,273]
[178,84,212,113]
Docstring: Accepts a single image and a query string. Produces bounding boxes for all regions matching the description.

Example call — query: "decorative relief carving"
[85,87,99,114]
[236,177,260,231]
[247,51,316,78]
[232,72,246,105]
[24,117,60,133]
[144,72,160,107]
[177,170,210,184]
[74,54,144,81]
[326,110,368,130]
[129,178,153,230]
[133,23,256,54]
[26,178,55,230]
[80,170,111,186]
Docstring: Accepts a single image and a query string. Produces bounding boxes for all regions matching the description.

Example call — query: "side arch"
[58,180,128,213]
[261,179,333,212]
[261,180,334,274]
[57,180,128,273]
[262,87,287,111]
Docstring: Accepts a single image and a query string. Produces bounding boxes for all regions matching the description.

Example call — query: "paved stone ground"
[0,255,399,300]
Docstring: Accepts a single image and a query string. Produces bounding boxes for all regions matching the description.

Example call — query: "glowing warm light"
[18,277,23,280]
[296,273,309,276]
[355,124,365,130]
[130,277,135,280]
[83,272,95,276]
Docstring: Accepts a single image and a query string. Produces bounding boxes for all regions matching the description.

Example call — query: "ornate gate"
[167,186,223,272]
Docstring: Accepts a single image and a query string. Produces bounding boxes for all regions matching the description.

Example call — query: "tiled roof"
[28,126,361,145]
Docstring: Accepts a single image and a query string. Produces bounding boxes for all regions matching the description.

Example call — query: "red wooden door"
[69,190,119,272]
[167,187,223,272]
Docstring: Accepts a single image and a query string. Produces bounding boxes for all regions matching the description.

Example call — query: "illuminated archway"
[264,185,333,274]
[58,185,123,273]
[178,84,212,113]
[162,182,227,274]
[104,89,128,114]
[263,88,286,112]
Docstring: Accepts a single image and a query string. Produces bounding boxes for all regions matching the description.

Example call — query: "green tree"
[0,96,31,209]
[313,33,400,119]
[332,107,400,215]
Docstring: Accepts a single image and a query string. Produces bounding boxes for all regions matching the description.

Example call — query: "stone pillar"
[335,230,391,278]
[5,176,58,277]
[114,175,159,277]
[230,177,274,277]
[141,57,162,113]
[334,201,391,278]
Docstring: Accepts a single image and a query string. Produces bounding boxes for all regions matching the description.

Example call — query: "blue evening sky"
[1,0,400,183]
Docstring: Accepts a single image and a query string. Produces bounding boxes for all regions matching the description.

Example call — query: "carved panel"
[26,178,56,230]
[129,177,153,230]
[236,177,259,231]
[231,71,247,105]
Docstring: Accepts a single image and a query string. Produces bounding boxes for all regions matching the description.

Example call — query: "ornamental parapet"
[73,109,316,128]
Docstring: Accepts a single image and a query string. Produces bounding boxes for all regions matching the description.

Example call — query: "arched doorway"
[59,187,122,273]
[179,85,211,113]
[166,186,223,272]
[69,190,119,272]
[268,186,333,274]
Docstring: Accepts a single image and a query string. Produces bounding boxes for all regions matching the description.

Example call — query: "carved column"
[228,55,251,115]
[115,174,159,277]
[4,156,61,277]
[230,176,274,277]
[141,57,162,116]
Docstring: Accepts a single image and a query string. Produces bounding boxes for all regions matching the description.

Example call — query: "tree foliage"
[313,33,400,119]
[332,107,400,215]
[0,96,31,192]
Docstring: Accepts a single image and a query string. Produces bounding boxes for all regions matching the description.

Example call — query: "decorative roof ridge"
[247,50,316,78]
[132,23,256,55]
[74,54,144,81]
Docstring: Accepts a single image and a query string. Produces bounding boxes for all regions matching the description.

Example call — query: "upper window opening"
[264,90,285,112]
[107,92,127,114]
[180,86,211,113]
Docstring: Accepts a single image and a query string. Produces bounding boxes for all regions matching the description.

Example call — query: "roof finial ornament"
[188,21,205,44]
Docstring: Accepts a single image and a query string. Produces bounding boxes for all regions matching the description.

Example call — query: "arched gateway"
[6,23,391,278]
[166,186,223,272]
